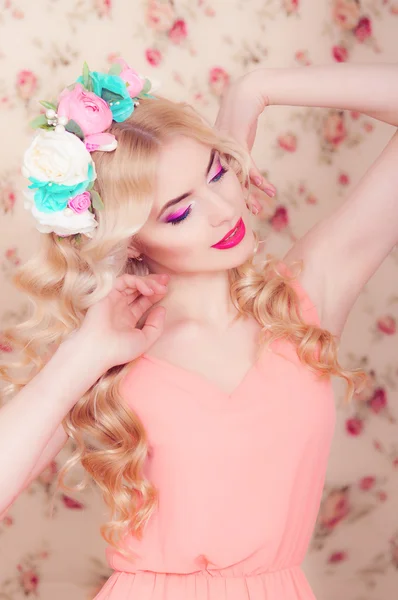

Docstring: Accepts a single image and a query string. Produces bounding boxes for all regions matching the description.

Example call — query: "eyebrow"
[156,148,216,220]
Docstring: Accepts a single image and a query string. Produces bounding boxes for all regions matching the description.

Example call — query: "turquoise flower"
[77,71,134,123]
[29,164,95,214]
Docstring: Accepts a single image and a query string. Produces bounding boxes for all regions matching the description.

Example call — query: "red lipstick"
[211,218,246,249]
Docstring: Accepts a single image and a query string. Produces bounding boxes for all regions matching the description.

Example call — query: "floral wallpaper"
[0,0,398,598]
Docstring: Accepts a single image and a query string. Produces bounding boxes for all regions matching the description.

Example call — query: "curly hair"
[0,96,367,560]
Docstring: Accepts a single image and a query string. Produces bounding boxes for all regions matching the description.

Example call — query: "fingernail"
[254,176,262,186]
[252,206,259,214]
[265,188,276,197]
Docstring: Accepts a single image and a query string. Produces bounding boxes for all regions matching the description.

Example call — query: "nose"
[206,189,237,228]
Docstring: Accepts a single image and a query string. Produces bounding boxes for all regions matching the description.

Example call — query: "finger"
[115,273,168,296]
[246,193,262,215]
[121,272,169,287]
[145,278,168,295]
[249,164,276,197]
[129,293,163,323]
[140,306,166,346]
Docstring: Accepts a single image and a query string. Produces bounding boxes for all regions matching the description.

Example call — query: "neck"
[149,268,240,331]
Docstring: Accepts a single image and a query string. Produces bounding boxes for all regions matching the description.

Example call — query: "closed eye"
[168,205,192,225]
[211,165,228,183]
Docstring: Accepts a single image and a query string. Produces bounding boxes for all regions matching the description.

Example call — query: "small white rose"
[23,189,98,237]
[22,129,95,187]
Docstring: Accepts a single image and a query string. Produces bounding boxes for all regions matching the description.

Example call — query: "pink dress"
[94,263,336,599]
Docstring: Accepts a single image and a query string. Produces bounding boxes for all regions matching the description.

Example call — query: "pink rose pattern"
[1,0,398,599]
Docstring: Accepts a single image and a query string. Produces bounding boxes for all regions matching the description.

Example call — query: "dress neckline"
[140,341,275,400]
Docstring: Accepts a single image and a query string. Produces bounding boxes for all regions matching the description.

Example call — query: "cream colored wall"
[0,0,398,598]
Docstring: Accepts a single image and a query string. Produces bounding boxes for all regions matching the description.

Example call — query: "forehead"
[154,135,212,202]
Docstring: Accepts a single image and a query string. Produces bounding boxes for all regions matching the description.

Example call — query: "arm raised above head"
[216,62,398,338]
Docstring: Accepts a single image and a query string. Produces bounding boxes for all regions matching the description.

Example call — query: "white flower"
[22,129,95,187]
[23,189,98,237]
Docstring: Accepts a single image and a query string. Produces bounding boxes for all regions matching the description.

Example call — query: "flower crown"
[22,59,157,240]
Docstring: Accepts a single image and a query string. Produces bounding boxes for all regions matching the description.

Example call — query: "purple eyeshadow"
[166,207,188,222]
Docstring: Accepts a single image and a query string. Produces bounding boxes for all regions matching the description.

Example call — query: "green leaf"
[141,78,152,95]
[29,114,48,129]
[108,62,122,76]
[65,119,85,140]
[39,124,55,131]
[87,180,95,190]
[82,61,93,92]
[90,190,104,211]
[39,100,57,111]
[101,88,124,104]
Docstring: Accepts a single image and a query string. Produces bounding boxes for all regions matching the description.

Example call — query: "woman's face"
[132,135,256,274]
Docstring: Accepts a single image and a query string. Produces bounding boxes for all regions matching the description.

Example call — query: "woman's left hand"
[214,71,276,212]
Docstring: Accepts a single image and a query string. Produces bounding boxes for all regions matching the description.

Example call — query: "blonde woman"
[0,60,397,599]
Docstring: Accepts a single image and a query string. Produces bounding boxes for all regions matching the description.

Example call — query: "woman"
[0,60,396,599]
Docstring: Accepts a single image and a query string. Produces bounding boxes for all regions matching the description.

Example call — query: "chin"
[224,230,257,270]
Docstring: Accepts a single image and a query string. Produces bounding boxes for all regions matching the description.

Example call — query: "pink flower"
[346,417,364,435]
[332,0,361,30]
[328,550,348,563]
[0,185,16,213]
[306,193,318,205]
[338,172,350,185]
[377,315,396,335]
[369,387,387,413]
[114,58,144,97]
[295,50,311,66]
[146,0,175,31]
[62,494,84,509]
[169,19,188,44]
[270,206,289,231]
[58,83,113,136]
[16,70,37,100]
[283,0,299,14]
[94,0,111,17]
[277,132,297,152]
[359,476,375,490]
[145,48,162,66]
[319,488,350,529]
[332,45,349,62]
[68,191,91,214]
[20,569,39,594]
[209,67,230,96]
[5,247,20,266]
[354,16,372,42]
[39,460,58,485]
[0,336,12,353]
[323,112,346,145]
[3,515,13,526]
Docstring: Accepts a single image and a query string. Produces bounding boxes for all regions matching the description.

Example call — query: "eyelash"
[168,163,228,226]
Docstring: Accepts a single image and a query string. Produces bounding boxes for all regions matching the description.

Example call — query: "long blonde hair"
[0,96,367,558]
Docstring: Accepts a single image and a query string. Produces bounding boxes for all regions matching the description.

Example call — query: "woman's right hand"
[71,273,169,371]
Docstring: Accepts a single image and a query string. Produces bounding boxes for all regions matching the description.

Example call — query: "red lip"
[212,218,245,249]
